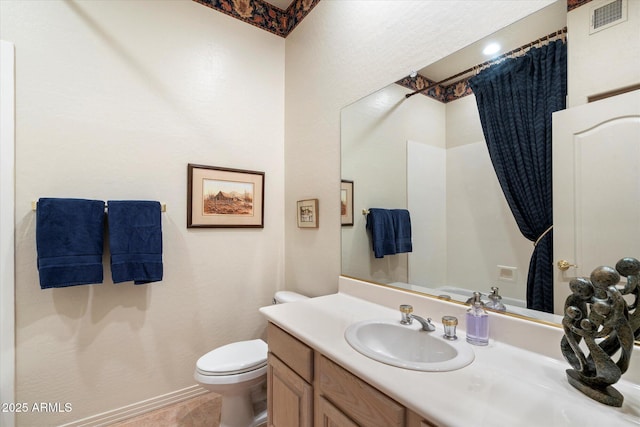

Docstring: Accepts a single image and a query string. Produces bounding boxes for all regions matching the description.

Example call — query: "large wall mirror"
[340,0,640,330]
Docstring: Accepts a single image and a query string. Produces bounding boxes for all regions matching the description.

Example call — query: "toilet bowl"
[194,291,308,427]
[195,339,268,427]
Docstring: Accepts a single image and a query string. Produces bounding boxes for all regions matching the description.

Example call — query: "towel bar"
[32,201,167,212]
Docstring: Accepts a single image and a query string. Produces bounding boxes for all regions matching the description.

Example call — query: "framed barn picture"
[187,164,265,228]
[341,180,354,226]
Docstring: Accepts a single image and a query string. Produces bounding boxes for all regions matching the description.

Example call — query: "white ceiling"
[418,1,567,83]
[266,0,295,10]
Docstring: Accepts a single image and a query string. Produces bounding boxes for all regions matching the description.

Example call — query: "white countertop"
[259,280,640,427]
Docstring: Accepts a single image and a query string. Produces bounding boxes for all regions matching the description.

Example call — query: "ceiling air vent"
[590,0,627,34]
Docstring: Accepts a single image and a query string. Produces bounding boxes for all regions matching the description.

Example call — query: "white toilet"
[194,291,308,427]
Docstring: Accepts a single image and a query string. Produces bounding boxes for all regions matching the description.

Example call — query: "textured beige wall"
[1,0,284,424]
[283,0,556,298]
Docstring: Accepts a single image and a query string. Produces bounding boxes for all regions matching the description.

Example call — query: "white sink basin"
[344,319,475,372]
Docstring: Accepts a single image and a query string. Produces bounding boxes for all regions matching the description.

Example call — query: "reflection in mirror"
[340,0,639,328]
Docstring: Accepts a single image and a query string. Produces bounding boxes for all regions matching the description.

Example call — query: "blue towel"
[108,200,163,285]
[366,208,397,258]
[36,198,105,289]
[366,208,412,258]
[391,209,412,254]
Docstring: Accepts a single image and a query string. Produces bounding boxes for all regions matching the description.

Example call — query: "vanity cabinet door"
[316,354,405,427]
[407,409,440,427]
[316,396,359,427]
[267,353,313,427]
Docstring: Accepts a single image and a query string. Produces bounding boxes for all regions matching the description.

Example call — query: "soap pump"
[485,286,506,312]
[466,291,489,346]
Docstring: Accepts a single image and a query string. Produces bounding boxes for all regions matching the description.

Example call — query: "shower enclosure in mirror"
[340,0,640,328]
[340,70,544,320]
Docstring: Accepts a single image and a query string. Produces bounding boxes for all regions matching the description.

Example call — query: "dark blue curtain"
[468,40,567,313]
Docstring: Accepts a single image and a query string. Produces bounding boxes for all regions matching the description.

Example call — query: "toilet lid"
[197,339,267,375]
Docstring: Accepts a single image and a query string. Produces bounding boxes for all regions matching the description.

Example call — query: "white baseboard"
[59,385,210,427]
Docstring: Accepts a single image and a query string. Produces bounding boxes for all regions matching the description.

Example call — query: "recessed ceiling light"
[482,42,501,55]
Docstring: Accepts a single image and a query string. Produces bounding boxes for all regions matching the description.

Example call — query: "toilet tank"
[273,291,308,304]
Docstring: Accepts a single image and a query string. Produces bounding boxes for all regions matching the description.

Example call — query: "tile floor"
[109,392,222,427]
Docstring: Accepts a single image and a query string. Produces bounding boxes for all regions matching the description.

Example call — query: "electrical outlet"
[497,265,517,283]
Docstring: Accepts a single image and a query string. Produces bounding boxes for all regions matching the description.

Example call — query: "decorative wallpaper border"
[396,75,473,104]
[193,0,320,38]
[568,0,593,12]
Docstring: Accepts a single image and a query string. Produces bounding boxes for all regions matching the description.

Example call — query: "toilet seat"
[195,363,267,386]
[196,339,267,376]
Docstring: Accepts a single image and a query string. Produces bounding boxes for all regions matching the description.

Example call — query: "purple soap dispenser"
[466,291,489,346]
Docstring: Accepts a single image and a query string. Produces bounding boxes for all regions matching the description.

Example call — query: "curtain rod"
[405,27,568,99]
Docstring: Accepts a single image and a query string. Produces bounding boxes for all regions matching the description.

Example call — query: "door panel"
[552,90,640,314]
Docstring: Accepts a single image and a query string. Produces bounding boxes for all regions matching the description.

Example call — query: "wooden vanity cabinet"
[267,323,314,427]
[316,354,404,426]
[267,353,313,426]
[266,322,439,427]
[316,396,359,427]
[406,411,439,427]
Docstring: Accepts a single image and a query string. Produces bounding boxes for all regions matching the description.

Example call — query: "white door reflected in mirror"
[552,90,640,314]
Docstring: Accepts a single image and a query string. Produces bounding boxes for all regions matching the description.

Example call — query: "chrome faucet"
[465,291,484,305]
[399,305,436,331]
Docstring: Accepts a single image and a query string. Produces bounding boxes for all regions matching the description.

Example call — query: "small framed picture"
[187,164,265,228]
[297,199,319,228]
[341,180,354,226]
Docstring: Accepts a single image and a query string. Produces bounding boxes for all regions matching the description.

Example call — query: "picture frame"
[297,199,319,228]
[187,164,265,228]
[341,180,354,226]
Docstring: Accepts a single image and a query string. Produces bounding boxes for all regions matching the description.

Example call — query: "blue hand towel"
[108,200,163,285]
[36,198,105,289]
[366,208,397,258]
[391,209,412,254]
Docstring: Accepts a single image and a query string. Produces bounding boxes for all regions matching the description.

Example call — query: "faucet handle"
[399,304,413,314]
[400,304,413,324]
[442,316,458,340]
[424,317,436,331]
